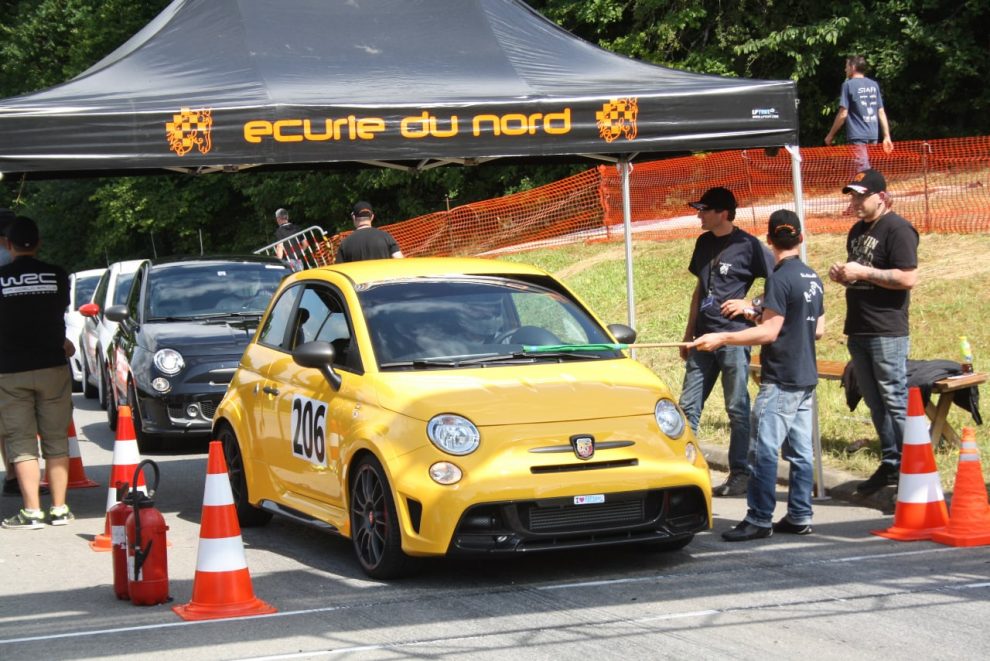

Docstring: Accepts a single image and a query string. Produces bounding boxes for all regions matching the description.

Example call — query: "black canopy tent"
[0,0,798,176]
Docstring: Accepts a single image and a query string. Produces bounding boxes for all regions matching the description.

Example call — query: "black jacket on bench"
[841,359,983,425]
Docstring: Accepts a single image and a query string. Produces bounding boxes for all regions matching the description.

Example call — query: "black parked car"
[105,256,291,451]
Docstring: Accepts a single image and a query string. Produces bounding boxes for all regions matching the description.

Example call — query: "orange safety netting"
[323,136,990,260]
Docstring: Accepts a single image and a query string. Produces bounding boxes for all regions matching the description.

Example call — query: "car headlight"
[655,398,685,439]
[427,414,480,456]
[153,348,185,375]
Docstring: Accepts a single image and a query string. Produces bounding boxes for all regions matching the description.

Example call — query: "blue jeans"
[744,383,815,527]
[679,345,752,474]
[847,335,909,470]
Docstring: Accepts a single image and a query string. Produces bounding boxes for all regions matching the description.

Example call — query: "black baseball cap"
[352,201,374,217]
[768,209,801,238]
[6,216,39,249]
[689,187,737,212]
[842,169,887,195]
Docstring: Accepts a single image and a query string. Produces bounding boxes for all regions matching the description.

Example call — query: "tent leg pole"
[619,158,636,359]
[785,145,828,501]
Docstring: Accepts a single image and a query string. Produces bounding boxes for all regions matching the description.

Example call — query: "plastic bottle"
[959,336,974,374]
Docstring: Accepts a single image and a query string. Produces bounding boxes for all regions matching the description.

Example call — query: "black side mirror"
[607,323,637,344]
[292,341,342,391]
[104,305,130,323]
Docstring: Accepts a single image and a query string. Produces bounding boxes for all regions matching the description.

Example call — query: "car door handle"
[263,386,280,396]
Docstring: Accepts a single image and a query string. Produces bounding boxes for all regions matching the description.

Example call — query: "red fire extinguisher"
[109,482,135,600]
[125,460,171,605]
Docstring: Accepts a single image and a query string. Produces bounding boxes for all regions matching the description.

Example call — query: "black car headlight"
[153,348,185,375]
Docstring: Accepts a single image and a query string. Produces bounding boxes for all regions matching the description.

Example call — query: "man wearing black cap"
[829,169,918,496]
[335,201,404,263]
[0,217,75,529]
[691,210,825,541]
[680,187,774,497]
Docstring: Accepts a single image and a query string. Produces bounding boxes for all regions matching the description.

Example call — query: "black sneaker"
[713,472,749,497]
[773,517,813,535]
[722,520,772,542]
[856,464,899,496]
[2,509,46,530]
[48,505,75,526]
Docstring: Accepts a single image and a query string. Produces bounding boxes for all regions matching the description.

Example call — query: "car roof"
[71,267,106,279]
[306,257,550,286]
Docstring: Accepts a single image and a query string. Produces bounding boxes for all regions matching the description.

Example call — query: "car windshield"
[73,274,101,309]
[147,261,289,319]
[358,275,620,369]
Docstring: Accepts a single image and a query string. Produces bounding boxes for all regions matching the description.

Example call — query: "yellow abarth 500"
[214,257,711,578]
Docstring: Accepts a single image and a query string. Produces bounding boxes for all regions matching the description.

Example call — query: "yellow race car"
[214,257,711,578]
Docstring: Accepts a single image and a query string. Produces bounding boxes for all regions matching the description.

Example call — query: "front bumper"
[134,391,221,437]
[447,486,708,554]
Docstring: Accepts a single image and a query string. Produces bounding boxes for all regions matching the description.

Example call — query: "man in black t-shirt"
[273,208,308,271]
[829,169,918,496]
[335,201,404,263]
[692,210,825,541]
[0,217,75,529]
[680,187,773,497]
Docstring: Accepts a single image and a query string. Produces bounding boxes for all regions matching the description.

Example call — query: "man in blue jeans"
[691,210,825,541]
[680,187,773,497]
[829,169,918,496]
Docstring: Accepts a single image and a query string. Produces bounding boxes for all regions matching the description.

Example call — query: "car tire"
[82,354,98,399]
[105,365,118,432]
[219,424,272,528]
[350,454,415,579]
[129,381,162,453]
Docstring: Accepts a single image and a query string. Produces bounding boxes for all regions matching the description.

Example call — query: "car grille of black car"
[449,486,708,554]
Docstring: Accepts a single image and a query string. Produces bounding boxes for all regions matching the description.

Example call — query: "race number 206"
[291,395,328,467]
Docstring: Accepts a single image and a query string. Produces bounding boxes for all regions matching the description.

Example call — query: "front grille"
[200,401,216,418]
[528,499,644,531]
[531,459,638,473]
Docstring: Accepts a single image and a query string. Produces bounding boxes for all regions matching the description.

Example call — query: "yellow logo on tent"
[596,98,638,143]
[166,108,213,156]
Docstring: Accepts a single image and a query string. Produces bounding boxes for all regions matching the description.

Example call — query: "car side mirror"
[292,341,342,391]
[104,305,130,323]
[79,302,101,318]
[607,323,637,344]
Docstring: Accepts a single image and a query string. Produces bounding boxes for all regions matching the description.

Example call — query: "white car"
[78,260,143,405]
[65,267,106,391]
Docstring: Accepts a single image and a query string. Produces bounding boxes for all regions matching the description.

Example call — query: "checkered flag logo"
[596,98,639,143]
[166,107,213,156]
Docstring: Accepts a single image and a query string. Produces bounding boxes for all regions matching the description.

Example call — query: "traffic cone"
[90,405,146,552]
[931,428,990,547]
[43,419,99,489]
[173,440,276,621]
[872,387,949,541]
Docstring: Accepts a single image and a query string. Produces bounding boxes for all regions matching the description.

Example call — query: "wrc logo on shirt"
[0,272,58,296]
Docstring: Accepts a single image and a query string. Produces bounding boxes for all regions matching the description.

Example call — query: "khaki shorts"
[0,365,73,463]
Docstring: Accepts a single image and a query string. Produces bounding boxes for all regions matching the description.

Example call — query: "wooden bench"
[749,355,986,447]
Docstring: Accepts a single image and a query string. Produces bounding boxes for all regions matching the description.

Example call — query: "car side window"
[296,285,362,372]
[92,270,110,318]
[258,285,300,349]
[126,267,146,319]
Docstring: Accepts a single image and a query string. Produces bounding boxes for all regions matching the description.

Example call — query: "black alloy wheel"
[349,455,413,579]
[219,424,272,527]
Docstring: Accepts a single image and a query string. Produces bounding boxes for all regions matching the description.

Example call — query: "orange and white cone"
[872,387,949,541]
[90,405,146,552]
[931,428,990,547]
[173,440,275,621]
[42,419,99,489]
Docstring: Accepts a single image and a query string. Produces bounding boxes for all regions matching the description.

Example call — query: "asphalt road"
[2,393,988,660]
